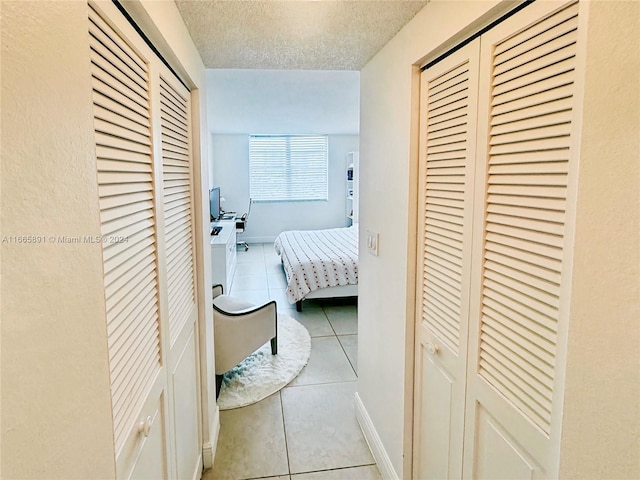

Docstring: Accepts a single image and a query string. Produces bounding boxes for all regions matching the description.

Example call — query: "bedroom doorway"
[206,244,372,479]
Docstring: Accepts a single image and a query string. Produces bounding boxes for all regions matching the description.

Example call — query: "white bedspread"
[274,226,358,303]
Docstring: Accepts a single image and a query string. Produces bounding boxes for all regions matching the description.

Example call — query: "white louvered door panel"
[157,70,202,480]
[464,2,581,478]
[88,3,168,478]
[160,74,195,347]
[413,40,479,480]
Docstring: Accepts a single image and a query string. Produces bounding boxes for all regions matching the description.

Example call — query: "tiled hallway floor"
[204,243,381,480]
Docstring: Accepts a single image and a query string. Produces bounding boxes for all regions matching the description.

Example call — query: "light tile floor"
[204,243,380,480]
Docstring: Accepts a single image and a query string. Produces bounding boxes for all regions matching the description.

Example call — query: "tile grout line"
[336,334,358,377]
[234,243,367,480]
[283,379,359,391]
[265,238,292,479]
[323,306,359,377]
[289,462,379,477]
[278,391,292,478]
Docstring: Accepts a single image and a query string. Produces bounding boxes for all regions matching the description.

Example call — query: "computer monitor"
[209,187,221,221]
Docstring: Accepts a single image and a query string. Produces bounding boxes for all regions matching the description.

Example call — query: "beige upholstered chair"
[212,284,277,398]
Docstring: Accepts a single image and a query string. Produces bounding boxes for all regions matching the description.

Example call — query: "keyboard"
[211,226,222,236]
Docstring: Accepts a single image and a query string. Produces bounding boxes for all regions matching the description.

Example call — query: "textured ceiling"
[175,0,429,70]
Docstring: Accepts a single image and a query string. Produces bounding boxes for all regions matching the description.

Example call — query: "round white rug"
[217,313,311,410]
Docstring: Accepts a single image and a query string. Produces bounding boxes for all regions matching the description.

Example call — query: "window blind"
[249,135,328,202]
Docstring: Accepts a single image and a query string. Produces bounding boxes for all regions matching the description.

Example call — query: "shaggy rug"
[217,313,311,410]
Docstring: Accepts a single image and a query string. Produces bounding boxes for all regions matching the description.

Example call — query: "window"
[249,135,328,202]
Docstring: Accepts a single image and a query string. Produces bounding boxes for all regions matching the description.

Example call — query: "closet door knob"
[138,415,153,437]
[426,342,440,356]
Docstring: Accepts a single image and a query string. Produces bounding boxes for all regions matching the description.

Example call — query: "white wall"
[559,2,639,478]
[2,3,116,477]
[1,0,212,477]
[206,69,359,135]
[359,1,639,479]
[358,2,504,476]
[211,134,358,242]
[206,69,360,240]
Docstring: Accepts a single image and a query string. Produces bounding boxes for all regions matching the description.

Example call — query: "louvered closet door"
[156,68,201,480]
[161,72,196,348]
[413,40,480,480]
[463,2,581,478]
[88,3,169,478]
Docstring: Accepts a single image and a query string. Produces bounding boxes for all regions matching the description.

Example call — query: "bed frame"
[295,284,358,311]
[274,226,358,312]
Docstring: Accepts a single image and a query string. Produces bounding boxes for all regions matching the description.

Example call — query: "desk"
[211,220,237,293]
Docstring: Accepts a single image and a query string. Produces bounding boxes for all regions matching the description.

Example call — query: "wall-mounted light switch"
[367,230,379,256]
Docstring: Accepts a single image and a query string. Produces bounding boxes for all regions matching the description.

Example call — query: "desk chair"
[236,198,251,251]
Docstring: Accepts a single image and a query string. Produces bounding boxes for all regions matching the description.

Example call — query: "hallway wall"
[1,1,211,476]
[358,1,639,478]
[358,1,503,475]
[2,3,117,476]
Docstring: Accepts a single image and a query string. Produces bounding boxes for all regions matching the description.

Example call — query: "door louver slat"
[428,113,468,131]
[106,268,157,326]
[481,321,554,377]
[493,2,578,56]
[481,330,554,388]
[424,267,462,296]
[493,28,578,77]
[88,17,146,87]
[485,230,562,260]
[491,96,573,128]
[492,70,574,108]
[89,56,147,103]
[108,302,158,377]
[93,119,151,148]
[91,77,149,119]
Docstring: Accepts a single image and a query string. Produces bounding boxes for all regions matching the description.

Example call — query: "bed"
[274,226,358,311]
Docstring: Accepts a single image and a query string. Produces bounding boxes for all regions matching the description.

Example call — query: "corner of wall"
[559,1,640,478]
[202,405,220,469]
[354,393,400,480]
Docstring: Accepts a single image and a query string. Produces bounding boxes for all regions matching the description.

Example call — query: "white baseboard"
[354,392,399,480]
[191,455,203,480]
[202,405,220,469]
[241,236,277,245]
